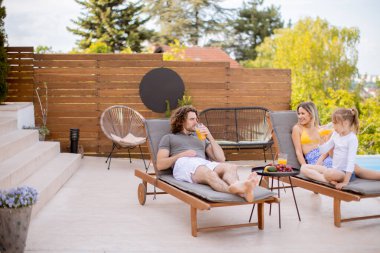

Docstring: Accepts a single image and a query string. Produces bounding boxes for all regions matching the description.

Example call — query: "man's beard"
[184,126,195,133]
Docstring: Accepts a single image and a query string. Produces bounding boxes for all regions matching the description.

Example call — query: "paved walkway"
[26,156,380,252]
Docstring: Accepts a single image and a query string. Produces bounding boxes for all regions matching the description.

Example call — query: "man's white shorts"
[173,157,219,183]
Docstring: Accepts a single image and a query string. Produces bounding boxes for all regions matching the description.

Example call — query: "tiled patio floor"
[25,156,380,253]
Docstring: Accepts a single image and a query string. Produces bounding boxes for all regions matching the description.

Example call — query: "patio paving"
[25,156,380,253]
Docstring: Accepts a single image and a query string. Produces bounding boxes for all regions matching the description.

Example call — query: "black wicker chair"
[199,107,274,162]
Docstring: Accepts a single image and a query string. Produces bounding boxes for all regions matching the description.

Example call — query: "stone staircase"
[0,103,81,217]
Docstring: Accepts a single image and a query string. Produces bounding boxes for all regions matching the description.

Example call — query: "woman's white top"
[319,131,358,173]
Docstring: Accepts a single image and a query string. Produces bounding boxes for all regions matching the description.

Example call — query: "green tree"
[251,17,360,108]
[358,97,380,154]
[145,0,230,46]
[35,45,54,54]
[67,0,153,52]
[143,0,182,44]
[163,39,187,61]
[249,17,380,154]
[0,0,8,104]
[225,0,284,61]
[85,41,112,53]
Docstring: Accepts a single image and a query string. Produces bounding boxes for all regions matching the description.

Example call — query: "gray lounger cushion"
[145,119,173,176]
[296,174,380,195]
[145,119,275,202]
[160,174,275,202]
[270,111,301,169]
[270,111,380,196]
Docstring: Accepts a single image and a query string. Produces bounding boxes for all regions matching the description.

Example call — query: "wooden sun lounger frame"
[279,176,380,227]
[135,169,279,237]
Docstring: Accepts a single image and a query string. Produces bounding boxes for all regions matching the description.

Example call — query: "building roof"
[162,46,241,68]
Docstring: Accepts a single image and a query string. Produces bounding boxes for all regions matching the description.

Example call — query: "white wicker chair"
[100,105,148,170]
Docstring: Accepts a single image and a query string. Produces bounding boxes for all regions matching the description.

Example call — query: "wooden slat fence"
[6,47,34,101]
[5,47,291,160]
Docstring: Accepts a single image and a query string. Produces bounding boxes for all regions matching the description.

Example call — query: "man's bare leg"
[192,166,230,193]
[214,163,239,186]
[228,172,259,202]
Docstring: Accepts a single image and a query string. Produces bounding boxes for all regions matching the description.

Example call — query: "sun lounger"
[270,111,380,227]
[134,119,279,236]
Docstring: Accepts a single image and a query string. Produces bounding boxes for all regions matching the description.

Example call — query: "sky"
[3,0,380,75]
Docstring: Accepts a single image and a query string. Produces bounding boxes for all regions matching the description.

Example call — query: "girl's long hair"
[332,108,359,133]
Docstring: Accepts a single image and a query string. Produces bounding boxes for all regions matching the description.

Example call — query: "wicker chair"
[199,107,274,162]
[100,105,148,170]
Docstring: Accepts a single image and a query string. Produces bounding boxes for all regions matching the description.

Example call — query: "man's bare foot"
[228,174,259,202]
[248,172,258,181]
[330,181,338,185]
[247,172,259,186]
[244,181,254,202]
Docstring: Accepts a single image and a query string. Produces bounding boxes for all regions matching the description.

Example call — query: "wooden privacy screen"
[5,47,291,160]
[6,47,34,101]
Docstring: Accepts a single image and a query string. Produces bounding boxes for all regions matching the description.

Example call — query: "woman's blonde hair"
[332,108,359,133]
[297,101,320,127]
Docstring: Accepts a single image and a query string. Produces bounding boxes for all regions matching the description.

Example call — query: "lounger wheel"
[138,183,147,205]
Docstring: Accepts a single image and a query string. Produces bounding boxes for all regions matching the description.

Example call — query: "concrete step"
[0,102,82,219]
[0,117,17,135]
[0,141,61,189]
[0,102,35,129]
[0,129,39,163]
[22,153,82,217]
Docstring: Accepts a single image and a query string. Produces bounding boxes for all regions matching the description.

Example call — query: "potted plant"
[35,83,49,140]
[0,186,38,252]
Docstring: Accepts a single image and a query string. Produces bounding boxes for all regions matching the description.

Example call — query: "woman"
[292,101,380,183]
[292,102,332,168]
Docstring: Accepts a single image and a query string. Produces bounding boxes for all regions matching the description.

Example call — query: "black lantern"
[70,128,80,153]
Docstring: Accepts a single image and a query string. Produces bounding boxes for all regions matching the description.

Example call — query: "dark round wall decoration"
[139,68,185,113]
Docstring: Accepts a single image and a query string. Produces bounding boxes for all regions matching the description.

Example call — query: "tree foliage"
[358,97,380,154]
[224,0,284,61]
[163,39,187,61]
[67,0,153,52]
[85,41,112,53]
[249,17,380,154]
[0,0,8,104]
[251,17,360,108]
[144,0,230,46]
[35,45,54,54]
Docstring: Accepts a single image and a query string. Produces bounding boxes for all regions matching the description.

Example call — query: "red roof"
[162,46,241,68]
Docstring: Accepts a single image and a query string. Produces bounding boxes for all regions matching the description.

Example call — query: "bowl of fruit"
[252,163,300,176]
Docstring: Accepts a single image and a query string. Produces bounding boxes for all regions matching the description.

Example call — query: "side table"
[248,166,301,228]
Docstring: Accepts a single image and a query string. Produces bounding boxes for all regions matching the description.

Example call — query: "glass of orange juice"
[278,153,287,165]
[195,123,206,141]
[319,123,333,137]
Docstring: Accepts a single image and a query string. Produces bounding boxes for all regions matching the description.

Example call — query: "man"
[156,106,258,202]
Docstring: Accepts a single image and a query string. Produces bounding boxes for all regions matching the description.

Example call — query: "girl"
[301,108,380,189]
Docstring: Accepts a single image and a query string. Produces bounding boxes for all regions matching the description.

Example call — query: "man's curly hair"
[171,106,198,134]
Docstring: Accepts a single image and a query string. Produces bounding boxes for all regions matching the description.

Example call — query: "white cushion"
[110,133,146,146]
